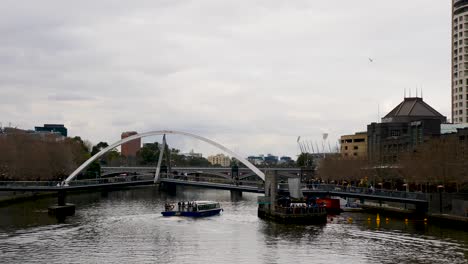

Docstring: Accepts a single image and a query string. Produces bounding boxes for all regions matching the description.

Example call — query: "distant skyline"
[0,1,451,158]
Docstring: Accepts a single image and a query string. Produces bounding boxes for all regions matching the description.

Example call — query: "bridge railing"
[305,184,427,201]
[0,181,62,188]
[67,174,155,186]
[160,173,263,188]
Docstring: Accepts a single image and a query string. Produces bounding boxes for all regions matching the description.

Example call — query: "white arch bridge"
[64,130,266,186]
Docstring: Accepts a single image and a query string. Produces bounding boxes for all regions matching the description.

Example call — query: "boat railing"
[274,205,326,215]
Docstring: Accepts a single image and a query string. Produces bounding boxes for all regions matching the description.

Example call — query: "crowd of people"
[164,201,198,212]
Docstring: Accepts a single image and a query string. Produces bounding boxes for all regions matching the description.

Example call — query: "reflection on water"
[0,186,466,264]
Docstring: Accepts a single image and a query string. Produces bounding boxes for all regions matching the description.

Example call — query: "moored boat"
[161,201,223,217]
[316,198,343,214]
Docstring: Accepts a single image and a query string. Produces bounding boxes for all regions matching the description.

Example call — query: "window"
[345,146,348,150]
[353,153,357,156]
[353,146,359,150]
[390,130,401,137]
[354,138,365,143]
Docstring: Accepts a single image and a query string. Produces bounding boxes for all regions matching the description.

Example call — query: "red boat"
[316,198,342,214]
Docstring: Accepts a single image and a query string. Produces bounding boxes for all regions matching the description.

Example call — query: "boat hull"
[161,208,222,217]
[257,209,327,225]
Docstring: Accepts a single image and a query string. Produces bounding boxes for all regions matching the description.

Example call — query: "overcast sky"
[0,0,451,159]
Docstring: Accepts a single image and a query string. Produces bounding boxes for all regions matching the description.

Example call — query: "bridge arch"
[64,130,265,185]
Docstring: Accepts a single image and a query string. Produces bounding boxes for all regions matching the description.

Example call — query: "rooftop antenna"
[409,89,411,97]
[421,87,423,99]
[404,88,406,98]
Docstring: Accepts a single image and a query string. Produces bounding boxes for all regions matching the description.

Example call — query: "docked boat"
[342,203,363,212]
[258,201,328,224]
[316,198,343,215]
[161,201,223,217]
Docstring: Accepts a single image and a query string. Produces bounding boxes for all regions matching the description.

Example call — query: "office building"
[34,124,67,137]
[207,154,231,167]
[367,97,446,164]
[121,131,141,157]
[340,132,367,159]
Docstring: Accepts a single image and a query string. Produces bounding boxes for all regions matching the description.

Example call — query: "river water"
[0,186,466,264]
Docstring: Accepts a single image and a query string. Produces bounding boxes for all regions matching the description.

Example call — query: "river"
[0,186,466,264]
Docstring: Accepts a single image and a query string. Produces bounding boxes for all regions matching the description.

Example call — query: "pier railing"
[304,184,427,201]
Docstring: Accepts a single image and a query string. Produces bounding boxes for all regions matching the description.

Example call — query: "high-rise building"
[452,0,468,123]
[121,131,141,157]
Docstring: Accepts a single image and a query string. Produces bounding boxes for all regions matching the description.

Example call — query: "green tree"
[296,153,313,167]
[91,142,109,155]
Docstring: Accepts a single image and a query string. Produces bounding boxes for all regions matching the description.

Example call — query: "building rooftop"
[441,123,468,134]
[382,97,446,123]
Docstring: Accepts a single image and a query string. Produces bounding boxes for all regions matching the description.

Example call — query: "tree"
[398,135,468,192]
[297,153,313,167]
[91,142,109,155]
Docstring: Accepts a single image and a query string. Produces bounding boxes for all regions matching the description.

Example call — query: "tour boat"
[161,201,223,217]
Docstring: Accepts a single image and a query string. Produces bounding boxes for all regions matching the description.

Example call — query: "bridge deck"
[0,176,428,205]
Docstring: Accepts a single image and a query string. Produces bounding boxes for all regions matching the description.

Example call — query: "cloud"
[0,0,452,158]
[48,94,95,101]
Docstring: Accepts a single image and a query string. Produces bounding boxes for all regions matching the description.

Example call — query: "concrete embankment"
[0,191,56,207]
[358,203,468,228]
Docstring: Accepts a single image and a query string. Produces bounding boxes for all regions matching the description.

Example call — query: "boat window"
[197,203,219,211]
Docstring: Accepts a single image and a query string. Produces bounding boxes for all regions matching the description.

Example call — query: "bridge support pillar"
[230,190,242,201]
[48,190,75,219]
[58,190,66,206]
